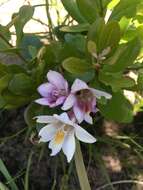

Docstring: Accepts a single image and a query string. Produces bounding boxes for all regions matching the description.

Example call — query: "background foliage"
[0,0,143,189]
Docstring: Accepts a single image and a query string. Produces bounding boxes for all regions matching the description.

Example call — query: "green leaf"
[137,69,143,90]
[8,73,35,95]
[7,64,26,74]
[62,57,92,74]
[0,74,12,93]
[103,38,141,72]
[98,21,120,52]
[109,0,141,21]
[99,92,133,123]
[0,25,11,50]
[0,25,11,40]
[0,159,18,190]
[13,5,34,46]
[76,0,99,23]
[88,18,105,46]
[64,34,86,53]
[60,23,89,33]
[61,0,86,23]
[0,182,9,190]
[28,45,38,58]
[2,90,31,109]
[99,71,135,91]
[0,95,6,108]
[64,70,95,83]
[0,63,8,77]
[87,18,120,53]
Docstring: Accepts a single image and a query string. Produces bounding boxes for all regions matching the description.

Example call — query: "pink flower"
[35,70,68,107]
[62,79,112,124]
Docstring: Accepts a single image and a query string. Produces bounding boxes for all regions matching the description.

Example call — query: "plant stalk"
[74,140,91,190]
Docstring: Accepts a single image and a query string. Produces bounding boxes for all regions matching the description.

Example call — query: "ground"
[0,109,143,190]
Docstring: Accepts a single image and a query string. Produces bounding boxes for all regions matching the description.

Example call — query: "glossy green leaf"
[64,34,86,53]
[103,38,141,72]
[13,5,34,46]
[62,57,92,74]
[0,25,11,50]
[76,0,99,23]
[7,64,26,74]
[99,71,135,91]
[137,69,143,90]
[99,92,133,123]
[87,18,120,53]
[61,0,86,23]
[8,73,35,95]
[99,21,120,52]
[109,0,141,21]
[2,90,31,109]
[87,18,105,52]
[0,74,12,93]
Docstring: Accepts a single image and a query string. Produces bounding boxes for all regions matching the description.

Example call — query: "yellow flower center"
[54,130,65,144]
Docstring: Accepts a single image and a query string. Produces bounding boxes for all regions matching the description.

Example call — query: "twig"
[33,4,46,8]
[32,17,49,27]
[45,0,54,40]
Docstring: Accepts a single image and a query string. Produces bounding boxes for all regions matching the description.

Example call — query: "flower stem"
[74,140,91,190]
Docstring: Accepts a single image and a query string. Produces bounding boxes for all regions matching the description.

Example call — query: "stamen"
[54,130,65,144]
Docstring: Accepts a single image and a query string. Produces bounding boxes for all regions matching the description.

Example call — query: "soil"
[0,109,143,190]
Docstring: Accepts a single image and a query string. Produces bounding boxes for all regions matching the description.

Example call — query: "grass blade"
[0,159,18,190]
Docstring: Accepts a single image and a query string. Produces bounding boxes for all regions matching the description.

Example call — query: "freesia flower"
[35,70,68,107]
[62,79,112,124]
[35,112,96,162]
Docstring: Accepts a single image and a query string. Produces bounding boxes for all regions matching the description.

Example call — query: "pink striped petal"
[47,70,68,90]
[73,104,84,124]
[38,83,55,97]
[35,98,50,106]
[71,79,89,93]
[62,94,76,110]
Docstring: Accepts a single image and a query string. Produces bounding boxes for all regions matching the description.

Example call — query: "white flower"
[35,112,96,162]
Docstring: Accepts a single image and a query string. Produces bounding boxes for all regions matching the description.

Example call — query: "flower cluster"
[35,70,112,162]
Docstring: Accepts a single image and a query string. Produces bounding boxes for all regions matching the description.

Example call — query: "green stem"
[74,140,91,190]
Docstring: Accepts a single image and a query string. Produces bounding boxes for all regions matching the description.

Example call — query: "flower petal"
[75,124,96,143]
[39,124,56,142]
[38,83,55,97]
[49,134,65,156]
[62,131,75,162]
[35,115,55,123]
[47,70,68,90]
[35,98,50,106]
[62,94,76,110]
[71,79,89,93]
[90,88,112,99]
[56,96,66,106]
[54,112,73,126]
[84,113,93,124]
[73,104,84,124]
